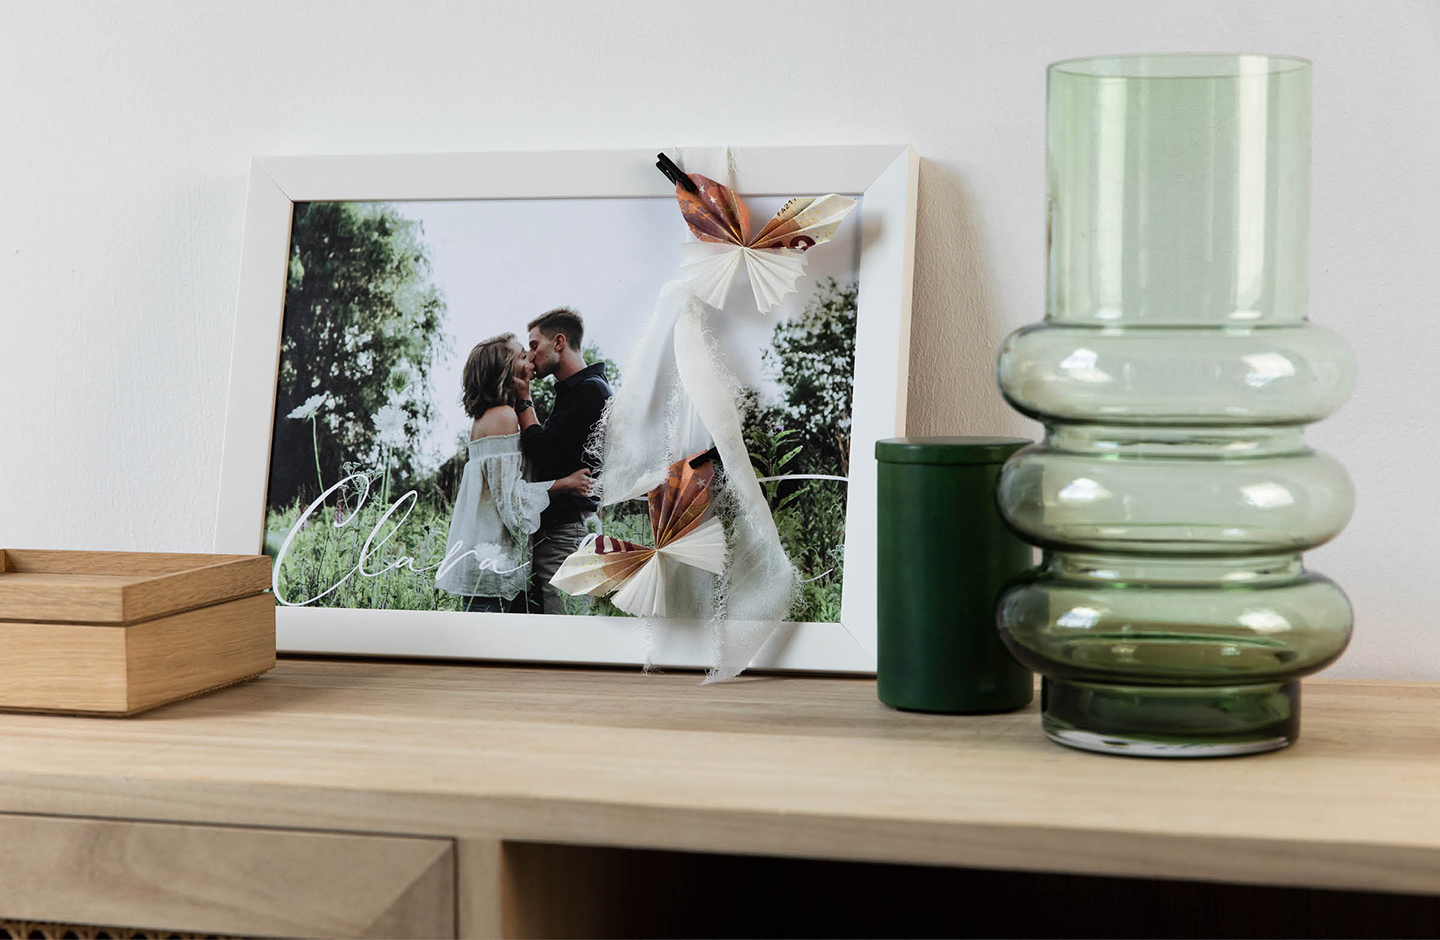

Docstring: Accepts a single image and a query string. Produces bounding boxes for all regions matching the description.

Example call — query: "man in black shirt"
[514,307,612,614]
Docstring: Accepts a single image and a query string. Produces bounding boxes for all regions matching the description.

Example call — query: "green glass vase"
[995,54,1356,757]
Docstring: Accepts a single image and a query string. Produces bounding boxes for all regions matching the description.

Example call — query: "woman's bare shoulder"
[470,405,520,440]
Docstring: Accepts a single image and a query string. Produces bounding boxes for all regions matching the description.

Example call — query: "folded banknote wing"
[651,454,715,547]
[675,173,752,246]
[549,535,655,598]
[748,193,858,251]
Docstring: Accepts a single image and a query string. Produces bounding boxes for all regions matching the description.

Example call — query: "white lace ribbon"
[673,299,798,681]
[597,286,796,680]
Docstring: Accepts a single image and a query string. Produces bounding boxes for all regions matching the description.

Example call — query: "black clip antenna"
[689,445,722,469]
[656,152,699,194]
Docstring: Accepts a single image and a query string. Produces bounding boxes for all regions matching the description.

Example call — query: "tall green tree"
[763,278,858,476]
[266,202,449,510]
[739,278,859,623]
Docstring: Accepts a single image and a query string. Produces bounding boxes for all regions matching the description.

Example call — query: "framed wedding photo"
[215,145,917,673]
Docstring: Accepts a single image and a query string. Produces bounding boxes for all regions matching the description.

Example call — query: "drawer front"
[0,813,454,938]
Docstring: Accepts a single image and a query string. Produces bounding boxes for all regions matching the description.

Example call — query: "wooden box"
[0,550,275,715]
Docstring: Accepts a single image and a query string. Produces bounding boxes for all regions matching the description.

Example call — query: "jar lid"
[875,436,1032,465]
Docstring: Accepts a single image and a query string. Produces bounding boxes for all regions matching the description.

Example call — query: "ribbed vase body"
[996,55,1355,756]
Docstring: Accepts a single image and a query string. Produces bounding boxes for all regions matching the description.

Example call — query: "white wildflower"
[374,402,409,451]
[287,393,330,420]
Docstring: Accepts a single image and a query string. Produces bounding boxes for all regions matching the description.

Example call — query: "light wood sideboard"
[0,658,1434,937]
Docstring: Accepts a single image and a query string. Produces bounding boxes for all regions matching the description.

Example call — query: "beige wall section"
[0,0,1434,677]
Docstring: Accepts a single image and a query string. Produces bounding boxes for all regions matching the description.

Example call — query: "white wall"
[1,0,1435,678]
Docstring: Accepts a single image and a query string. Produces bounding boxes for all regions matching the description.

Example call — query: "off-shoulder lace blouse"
[435,432,552,600]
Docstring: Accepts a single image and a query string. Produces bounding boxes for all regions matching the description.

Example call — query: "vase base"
[1040,678,1300,758]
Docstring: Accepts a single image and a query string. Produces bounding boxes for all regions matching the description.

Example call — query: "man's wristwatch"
[516,399,534,414]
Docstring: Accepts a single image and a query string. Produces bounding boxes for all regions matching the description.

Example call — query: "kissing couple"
[435,307,613,614]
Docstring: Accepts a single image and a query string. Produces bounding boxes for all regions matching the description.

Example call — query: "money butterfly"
[550,451,727,618]
[670,170,857,313]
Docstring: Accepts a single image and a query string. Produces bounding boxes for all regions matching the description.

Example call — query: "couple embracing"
[435,308,612,613]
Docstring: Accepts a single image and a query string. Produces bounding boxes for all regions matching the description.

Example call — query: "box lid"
[875,436,1032,466]
[0,550,272,624]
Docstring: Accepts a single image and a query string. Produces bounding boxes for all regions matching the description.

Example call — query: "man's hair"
[460,333,518,419]
[527,307,584,351]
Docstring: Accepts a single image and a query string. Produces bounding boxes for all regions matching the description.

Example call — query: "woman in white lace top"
[436,334,592,612]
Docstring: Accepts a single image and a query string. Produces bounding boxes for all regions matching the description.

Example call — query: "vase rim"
[1050,53,1311,80]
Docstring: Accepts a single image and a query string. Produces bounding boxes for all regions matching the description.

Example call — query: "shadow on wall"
[907,159,1034,440]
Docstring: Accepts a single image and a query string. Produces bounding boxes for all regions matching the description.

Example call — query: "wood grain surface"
[0,659,1430,898]
[122,592,275,712]
[0,812,453,937]
[0,550,271,623]
[0,593,274,714]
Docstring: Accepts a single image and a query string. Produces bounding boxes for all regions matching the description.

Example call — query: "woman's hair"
[461,332,519,419]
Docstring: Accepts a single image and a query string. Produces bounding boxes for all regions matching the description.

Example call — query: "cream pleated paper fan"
[550,451,728,619]
[679,242,808,312]
[652,513,727,570]
[605,517,727,618]
[677,242,745,310]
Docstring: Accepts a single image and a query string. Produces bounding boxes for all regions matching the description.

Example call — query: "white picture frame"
[215,145,917,673]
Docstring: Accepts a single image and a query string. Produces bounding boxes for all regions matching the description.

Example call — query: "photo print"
[263,191,862,624]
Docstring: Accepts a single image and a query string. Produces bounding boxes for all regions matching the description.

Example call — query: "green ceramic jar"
[876,437,1034,713]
